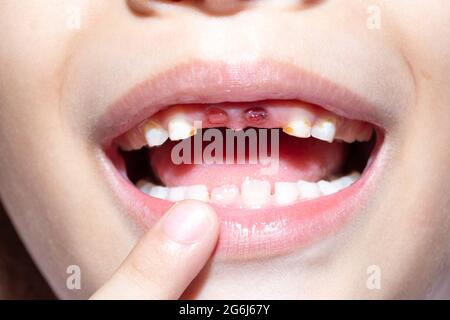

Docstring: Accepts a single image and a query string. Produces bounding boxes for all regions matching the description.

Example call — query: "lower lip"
[102,134,383,260]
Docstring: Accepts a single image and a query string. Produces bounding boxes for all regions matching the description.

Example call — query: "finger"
[90,200,219,300]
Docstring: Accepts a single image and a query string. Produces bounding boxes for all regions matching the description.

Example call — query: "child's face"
[1,0,449,299]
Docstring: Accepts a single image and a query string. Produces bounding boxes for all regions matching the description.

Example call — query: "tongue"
[149,130,346,189]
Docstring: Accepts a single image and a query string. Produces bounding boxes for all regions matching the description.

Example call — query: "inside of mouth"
[109,100,377,209]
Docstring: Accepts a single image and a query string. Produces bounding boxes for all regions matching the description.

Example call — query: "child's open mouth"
[99,60,386,259]
[113,100,375,209]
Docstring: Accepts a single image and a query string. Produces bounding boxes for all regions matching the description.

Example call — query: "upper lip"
[97,58,387,145]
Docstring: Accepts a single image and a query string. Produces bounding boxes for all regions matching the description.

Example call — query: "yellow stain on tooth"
[282,126,294,135]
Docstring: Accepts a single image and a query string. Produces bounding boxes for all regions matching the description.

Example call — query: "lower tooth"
[317,180,339,196]
[167,186,187,202]
[297,181,321,200]
[139,172,361,206]
[274,182,299,206]
[185,185,209,202]
[241,179,271,208]
[336,172,360,188]
[137,180,154,195]
[211,184,240,206]
[149,186,169,200]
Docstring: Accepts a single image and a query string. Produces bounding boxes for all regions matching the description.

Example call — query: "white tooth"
[311,118,336,142]
[274,182,299,206]
[185,185,209,202]
[167,186,187,202]
[297,180,321,200]
[211,184,240,205]
[283,119,312,138]
[241,179,271,208]
[336,172,361,188]
[317,180,340,196]
[137,180,154,195]
[168,117,196,141]
[357,127,374,142]
[149,186,169,200]
[144,122,169,147]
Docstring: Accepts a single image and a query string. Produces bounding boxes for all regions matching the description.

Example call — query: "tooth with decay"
[168,186,187,202]
[144,121,169,147]
[311,118,337,143]
[185,185,209,202]
[241,179,271,208]
[149,186,169,200]
[317,180,340,196]
[283,119,312,138]
[168,116,197,141]
[274,182,299,205]
[211,184,240,205]
[297,180,321,200]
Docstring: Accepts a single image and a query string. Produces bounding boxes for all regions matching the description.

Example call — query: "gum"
[117,100,373,151]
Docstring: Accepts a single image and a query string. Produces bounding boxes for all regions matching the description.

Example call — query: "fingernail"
[162,201,213,244]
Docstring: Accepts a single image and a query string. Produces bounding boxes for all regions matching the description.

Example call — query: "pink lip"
[96,59,388,144]
[98,59,386,259]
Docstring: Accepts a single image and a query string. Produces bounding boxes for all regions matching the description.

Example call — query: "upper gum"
[116,100,373,149]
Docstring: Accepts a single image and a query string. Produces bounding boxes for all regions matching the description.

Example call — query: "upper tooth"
[274,182,299,206]
[167,186,187,202]
[185,185,209,202]
[144,122,169,147]
[168,117,197,141]
[297,180,321,200]
[311,118,336,143]
[283,119,312,138]
[317,180,340,196]
[211,184,240,205]
[357,127,374,142]
[241,179,271,208]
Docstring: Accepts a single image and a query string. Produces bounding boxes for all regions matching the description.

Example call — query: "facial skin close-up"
[0,0,449,300]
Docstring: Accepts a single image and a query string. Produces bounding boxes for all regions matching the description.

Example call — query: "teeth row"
[283,118,337,143]
[144,116,196,147]
[143,114,372,148]
[137,172,360,208]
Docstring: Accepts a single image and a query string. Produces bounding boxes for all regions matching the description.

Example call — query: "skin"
[0,0,449,299]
